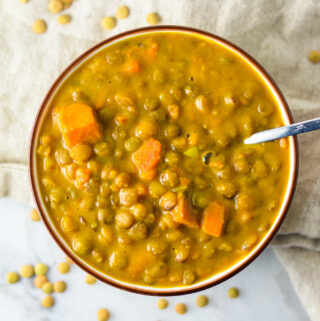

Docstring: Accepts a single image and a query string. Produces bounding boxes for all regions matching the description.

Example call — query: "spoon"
[244,117,320,144]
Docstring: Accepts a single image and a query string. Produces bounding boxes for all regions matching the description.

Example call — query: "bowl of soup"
[29,26,297,295]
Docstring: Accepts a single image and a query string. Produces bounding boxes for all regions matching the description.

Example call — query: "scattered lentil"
[42,282,54,294]
[54,280,67,293]
[35,263,48,275]
[57,262,70,274]
[57,14,72,25]
[30,209,41,222]
[146,12,160,25]
[32,20,47,34]
[19,264,34,278]
[85,274,97,285]
[157,298,168,309]
[6,272,19,284]
[115,5,130,19]
[41,295,54,308]
[228,287,239,298]
[48,0,64,14]
[308,50,320,63]
[34,275,48,288]
[175,302,187,314]
[101,17,116,30]
[196,295,208,307]
[97,308,110,321]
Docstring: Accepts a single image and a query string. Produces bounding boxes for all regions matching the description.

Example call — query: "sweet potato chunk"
[58,103,101,148]
[170,193,199,229]
[201,201,225,237]
[132,138,161,180]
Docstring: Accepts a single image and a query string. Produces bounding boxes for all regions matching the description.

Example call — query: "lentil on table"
[36,32,291,287]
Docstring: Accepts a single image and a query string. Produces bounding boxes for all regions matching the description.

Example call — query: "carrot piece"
[132,138,161,178]
[123,59,140,73]
[58,103,101,148]
[201,201,225,237]
[147,43,158,58]
[127,247,153,277]
[135,182,148,196]
[170,193,199,229]
[76,167,91,188]
[280,137,288,149]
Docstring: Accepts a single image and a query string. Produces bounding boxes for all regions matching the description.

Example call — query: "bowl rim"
[28,25,298,296]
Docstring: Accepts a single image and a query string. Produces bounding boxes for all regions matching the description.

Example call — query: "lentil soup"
[34,31,292,288]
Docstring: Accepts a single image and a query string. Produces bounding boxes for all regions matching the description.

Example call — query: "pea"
[85,274,97,285]
[175,303,187,314]
[109,250,128,270]
[115,210,134,229]
[252,159,269,179]
[171,136,187,151]
[145,260,168,279]
[19,265,34,278]
[164,151,180,166]
[57,14,72,24]
[55,148,72,165]
[174,244,190,263]
[30,208,41,222]
[101,17,116,30]
[152,69,166,83]
[146,12,160,25]
[6,272,19,284]
[144,97,160,111]
[72,235,92,256]
[147,239,168,255]
[119,188,138,207]
[71,144,93,163]
[61,216,78,232]
[92,249,105,263]
[196,295,209,307]
[101,165,118,181]
[35,263,48,276]
[43,157,55,171]
[34,275,48,288]
[128,222,149,241]
[131,203,147,220]
[87,160,100,176]
[159,192,177,210]
[65,163,78,179]
[97,308,110,321]
[100,225,114,243]
[203,241,216,258]
[79,195,95,211]
[42,282,54,294]
[94,141,111,156]
[115,172,131,188]
[100,182,111,196]
[115,5,130,19]
[216,180,238,198]
[192,191,208,209]
[195,95,210,112]
[157,298,168,309]
[135,119,158,140]
[32,20,47,34]
[97,208,113,224]
[124,136,141,152]
[149,108,168,123]
[48,0,63,13]
[164,123,181,138]
[54,280,67,293]
[160,170,179,188]
[228,287,239,298]
[57,262,70,274]
[233,157,251,174]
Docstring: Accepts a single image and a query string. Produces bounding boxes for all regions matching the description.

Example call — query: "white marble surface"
[0,197,310,321]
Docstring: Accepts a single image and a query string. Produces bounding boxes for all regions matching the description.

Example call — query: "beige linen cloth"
[1,0,319,319]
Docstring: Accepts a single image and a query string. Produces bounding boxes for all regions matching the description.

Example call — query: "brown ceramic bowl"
[29,26,298,296]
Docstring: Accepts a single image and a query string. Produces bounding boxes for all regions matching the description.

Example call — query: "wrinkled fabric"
[1,0,319,319]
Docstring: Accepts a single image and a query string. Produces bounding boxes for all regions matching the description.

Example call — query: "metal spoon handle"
[244,117,320,144]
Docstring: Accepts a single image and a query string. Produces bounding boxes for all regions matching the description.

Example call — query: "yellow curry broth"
[36,32,290,287]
